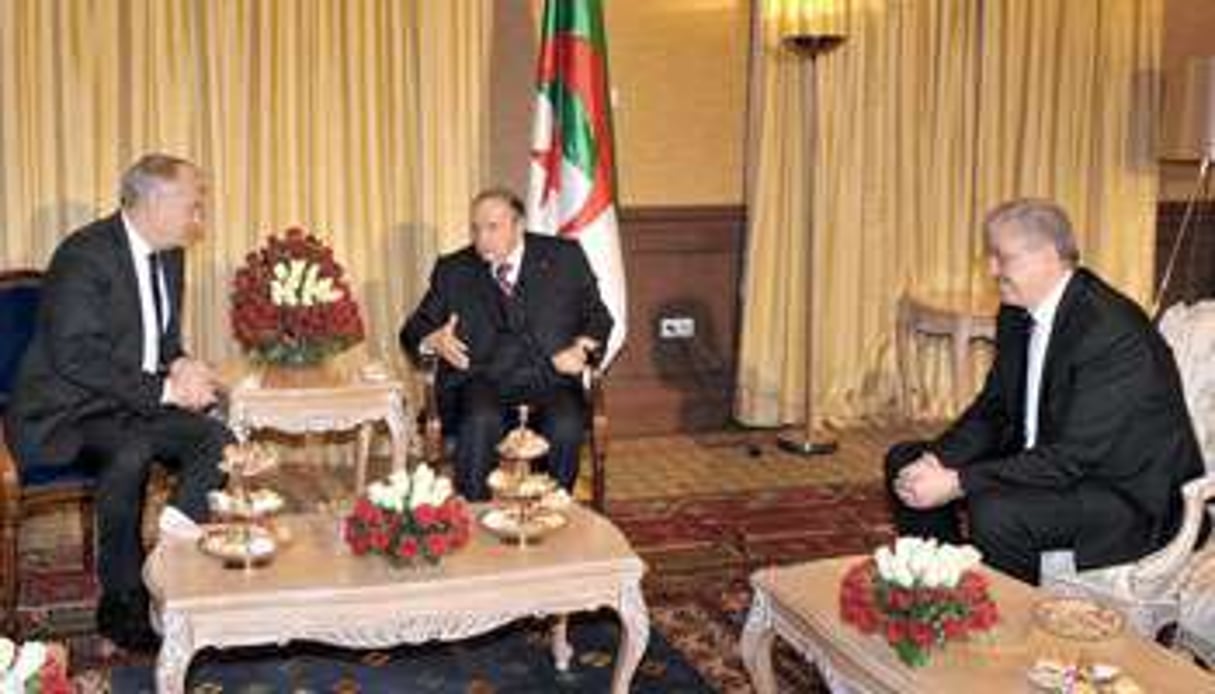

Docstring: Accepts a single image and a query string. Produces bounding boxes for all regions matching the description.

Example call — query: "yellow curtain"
[975,0,1160,303]
[737,0,1160,425]
[0,0,491,371]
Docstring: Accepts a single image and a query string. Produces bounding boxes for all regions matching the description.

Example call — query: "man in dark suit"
[400,188,613,501]
[5,154,233,650]
[887,198,1203,584]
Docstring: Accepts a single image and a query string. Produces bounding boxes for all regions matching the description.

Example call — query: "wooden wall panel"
[605,206,746,436]
[1156,200,1215,306]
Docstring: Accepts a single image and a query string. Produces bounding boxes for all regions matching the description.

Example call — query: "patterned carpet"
[12,423,924,691]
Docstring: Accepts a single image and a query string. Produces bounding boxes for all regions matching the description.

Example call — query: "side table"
[740,556,1213,693]
[896,291,998,415]
[226,364,414,492]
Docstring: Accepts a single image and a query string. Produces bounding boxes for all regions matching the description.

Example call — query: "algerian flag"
[527,0,627,367]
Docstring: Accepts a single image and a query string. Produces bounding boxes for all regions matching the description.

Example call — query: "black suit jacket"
[932,269,1204,569]
[5,212,185,466]
[399,233,613,400]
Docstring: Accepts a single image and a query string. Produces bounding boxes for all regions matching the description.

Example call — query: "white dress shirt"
[122,213,169,374]
[1023,270,1073,449]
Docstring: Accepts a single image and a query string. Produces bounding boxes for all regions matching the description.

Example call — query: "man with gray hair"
[5,153,233,650]
[885,198,1203,584]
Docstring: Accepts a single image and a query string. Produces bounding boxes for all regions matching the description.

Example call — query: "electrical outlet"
[659,316,696,340]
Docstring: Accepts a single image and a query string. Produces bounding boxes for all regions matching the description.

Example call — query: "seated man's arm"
[400,261,450,359]
[549,243,614,376]
[932,364,1013,468]
[575,245,614,353]
[958,324,1158,496]
[42,243,165,415]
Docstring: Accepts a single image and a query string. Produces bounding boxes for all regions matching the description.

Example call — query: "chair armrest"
[587,367,608,454]
[417,352,444,464]
[1,426,19,522]
[1131,474,1215,597]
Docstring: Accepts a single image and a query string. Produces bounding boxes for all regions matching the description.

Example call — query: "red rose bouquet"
[839,537,999,667]
[231,227,364,365]
[343,465,472,565]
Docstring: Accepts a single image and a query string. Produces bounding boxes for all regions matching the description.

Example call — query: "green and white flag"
[527,0,627,366]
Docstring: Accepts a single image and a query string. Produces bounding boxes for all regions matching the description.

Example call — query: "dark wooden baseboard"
[605,205,746,436]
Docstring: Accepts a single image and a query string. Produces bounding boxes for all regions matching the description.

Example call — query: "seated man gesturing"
[400,188,613,501]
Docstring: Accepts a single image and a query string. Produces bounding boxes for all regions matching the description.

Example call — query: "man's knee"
[884,440,928,485]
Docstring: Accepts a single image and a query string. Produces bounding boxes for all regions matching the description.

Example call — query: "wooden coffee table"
[144,504,649,693]
[740,556,1214,693]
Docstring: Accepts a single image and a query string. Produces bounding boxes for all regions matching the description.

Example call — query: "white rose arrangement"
[873,536,983,589]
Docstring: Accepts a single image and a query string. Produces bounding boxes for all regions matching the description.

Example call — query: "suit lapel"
[103,216,146,346]
[998,306,1033,443]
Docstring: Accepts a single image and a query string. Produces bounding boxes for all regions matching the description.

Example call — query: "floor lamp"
[1155,55,1215,318]
[777,33,845,457]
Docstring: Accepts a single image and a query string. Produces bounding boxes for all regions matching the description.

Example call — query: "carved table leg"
[551,614,573,672]
[740,588,777,694]
[611,579,651,694]
[385,395,408,474]
[356,422,373,493]
[156,610,194,694]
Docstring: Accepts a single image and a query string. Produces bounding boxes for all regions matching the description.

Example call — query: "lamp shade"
[1179,56,1215,161]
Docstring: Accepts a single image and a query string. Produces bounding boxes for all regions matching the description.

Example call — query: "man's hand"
[551,336,600,376]
[422,313,469,370]
[894,452,963,509]
[165,357,221,411]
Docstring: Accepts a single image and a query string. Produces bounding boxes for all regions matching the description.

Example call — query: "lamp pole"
[777,33,845,457]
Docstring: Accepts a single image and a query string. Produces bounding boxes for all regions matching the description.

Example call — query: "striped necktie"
[494,262,514,297]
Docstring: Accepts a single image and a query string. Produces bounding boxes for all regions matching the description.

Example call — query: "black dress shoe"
[97,590,161,653]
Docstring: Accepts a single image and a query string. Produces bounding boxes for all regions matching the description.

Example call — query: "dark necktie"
[148,252,165,342]
[494,262,515,297]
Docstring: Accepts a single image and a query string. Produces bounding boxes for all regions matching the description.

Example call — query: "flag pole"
[777,34,844,457]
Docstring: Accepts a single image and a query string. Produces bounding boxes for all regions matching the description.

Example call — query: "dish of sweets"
[1026,657,1144,693]
[1032,596,1124,641]
[198,523,278,568]
[479,507,568,543]
[207,488,285,518]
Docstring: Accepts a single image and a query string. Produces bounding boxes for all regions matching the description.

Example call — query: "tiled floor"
[604,422,935,500]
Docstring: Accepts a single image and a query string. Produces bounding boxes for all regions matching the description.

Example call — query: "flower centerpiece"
[839,537,999,667]
[0,637,70,693]
[343,464,472,566]
[230,227,365,366]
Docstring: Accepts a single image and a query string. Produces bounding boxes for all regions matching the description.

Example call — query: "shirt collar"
[1028,269,1074,328]
[502,238,525,272]
[121,211,156,257]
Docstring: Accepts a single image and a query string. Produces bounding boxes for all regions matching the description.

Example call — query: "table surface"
[148,505,642,607]
[145,504,649,692]
[751,556,1214,693]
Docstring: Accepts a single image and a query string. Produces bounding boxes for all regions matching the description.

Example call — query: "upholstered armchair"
[0,270,98,634]
[418,353,610,511]
[1039,301,1215,639]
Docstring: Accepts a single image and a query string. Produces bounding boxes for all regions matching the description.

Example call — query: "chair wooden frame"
[418,355,609,512]
[0,268,97,635]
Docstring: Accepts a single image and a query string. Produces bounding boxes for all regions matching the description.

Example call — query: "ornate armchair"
[0,270,98,634]
[1039,300,1215,639]
[418,354,610,511]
